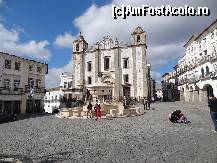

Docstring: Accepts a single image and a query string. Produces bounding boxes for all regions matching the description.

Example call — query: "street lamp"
[29,88,34,113]
[147,63,151,102]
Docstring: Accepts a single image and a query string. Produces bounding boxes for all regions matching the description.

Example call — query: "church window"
[124,74,129,83]
[76,43,79,51]
[104,57,110,70]
[137,35,141,42]
[201,68,204,78]
[87,62,92,72]
[88,77,92,84]
[123,58,129,69]
[206,66,209,75]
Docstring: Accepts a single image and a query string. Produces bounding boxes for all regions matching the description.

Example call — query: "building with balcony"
[0,52,48,114]
[44,87,63,113]
[176,19,217,102]
[72,27,149,101]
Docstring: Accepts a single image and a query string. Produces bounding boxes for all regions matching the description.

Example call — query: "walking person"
[87,102,93,119]
[208,95,217,133]
[123,96,127,109]
[143,97,147,110]
[147,97,151,110]
[95,102,102,121]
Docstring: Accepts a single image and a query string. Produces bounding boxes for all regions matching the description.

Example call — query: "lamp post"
[29,88,34,113]
[147,63,151,103]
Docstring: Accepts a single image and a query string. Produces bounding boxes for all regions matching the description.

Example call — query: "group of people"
[86,100,102,121]
[85,94,217,133]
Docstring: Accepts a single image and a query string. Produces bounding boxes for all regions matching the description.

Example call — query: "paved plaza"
[0,102,217,163]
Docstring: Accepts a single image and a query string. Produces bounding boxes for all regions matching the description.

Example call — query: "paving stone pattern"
[0,101,217,163]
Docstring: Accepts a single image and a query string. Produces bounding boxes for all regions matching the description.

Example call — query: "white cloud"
[0,0,4,6]
[46,0,217,88]
[0,23,51,60]
[53,32,75,48]
[73,0,217,81]
[45,60,72,89]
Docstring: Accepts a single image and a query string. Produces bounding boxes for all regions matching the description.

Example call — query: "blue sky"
[0,0,111,67]
[0,0,216,88]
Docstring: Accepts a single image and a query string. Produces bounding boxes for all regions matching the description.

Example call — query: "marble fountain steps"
[56,103,145,119]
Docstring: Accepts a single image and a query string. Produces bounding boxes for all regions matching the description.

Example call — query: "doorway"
[123,86,130,97]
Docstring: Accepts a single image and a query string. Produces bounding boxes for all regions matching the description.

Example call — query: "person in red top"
[95,102,102,121]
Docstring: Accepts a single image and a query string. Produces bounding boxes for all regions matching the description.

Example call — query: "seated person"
[168,110,187,123]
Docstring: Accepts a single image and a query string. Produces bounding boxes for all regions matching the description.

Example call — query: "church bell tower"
[72,33,88,92]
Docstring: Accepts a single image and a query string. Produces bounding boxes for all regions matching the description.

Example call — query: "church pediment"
[131,26,145,35]
[101,74,114,84]
[99,36,114,49]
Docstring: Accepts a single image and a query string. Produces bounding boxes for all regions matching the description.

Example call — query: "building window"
[87,62,92,72]
[5,60,11,69]
[64,82,67,88]
[15,62,20,71]
[104,57,110,70]
[137,35,141,42]
[124,74,129,83]
[4,79,10,88]
[206,66,209,75]
[36,79,41,88]
[211,32,214,39]
[68,81,72,88]
[201,68,204,78]
[28,78,34,88]
[76,43,79,51]
[123,58,129,69]
[88,77,92,84]
[29,65,33,71]
[14,80,20,89]
[37,66,42,73]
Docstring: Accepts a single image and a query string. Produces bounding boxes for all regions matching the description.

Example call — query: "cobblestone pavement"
[0,101,217,163]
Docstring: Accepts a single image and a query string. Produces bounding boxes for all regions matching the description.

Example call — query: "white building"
[176,19,217,102]
[60,72,73,98]
[156,89,163,99]
[72,27,148,101]
[0,52,48,114]
[44,87,63,113]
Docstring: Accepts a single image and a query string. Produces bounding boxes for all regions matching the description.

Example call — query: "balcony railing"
[177,55,217,76]
[178,71,217,85]
[0,87,23,95]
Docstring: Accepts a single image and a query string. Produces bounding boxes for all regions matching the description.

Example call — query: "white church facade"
[71,27,149,100]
